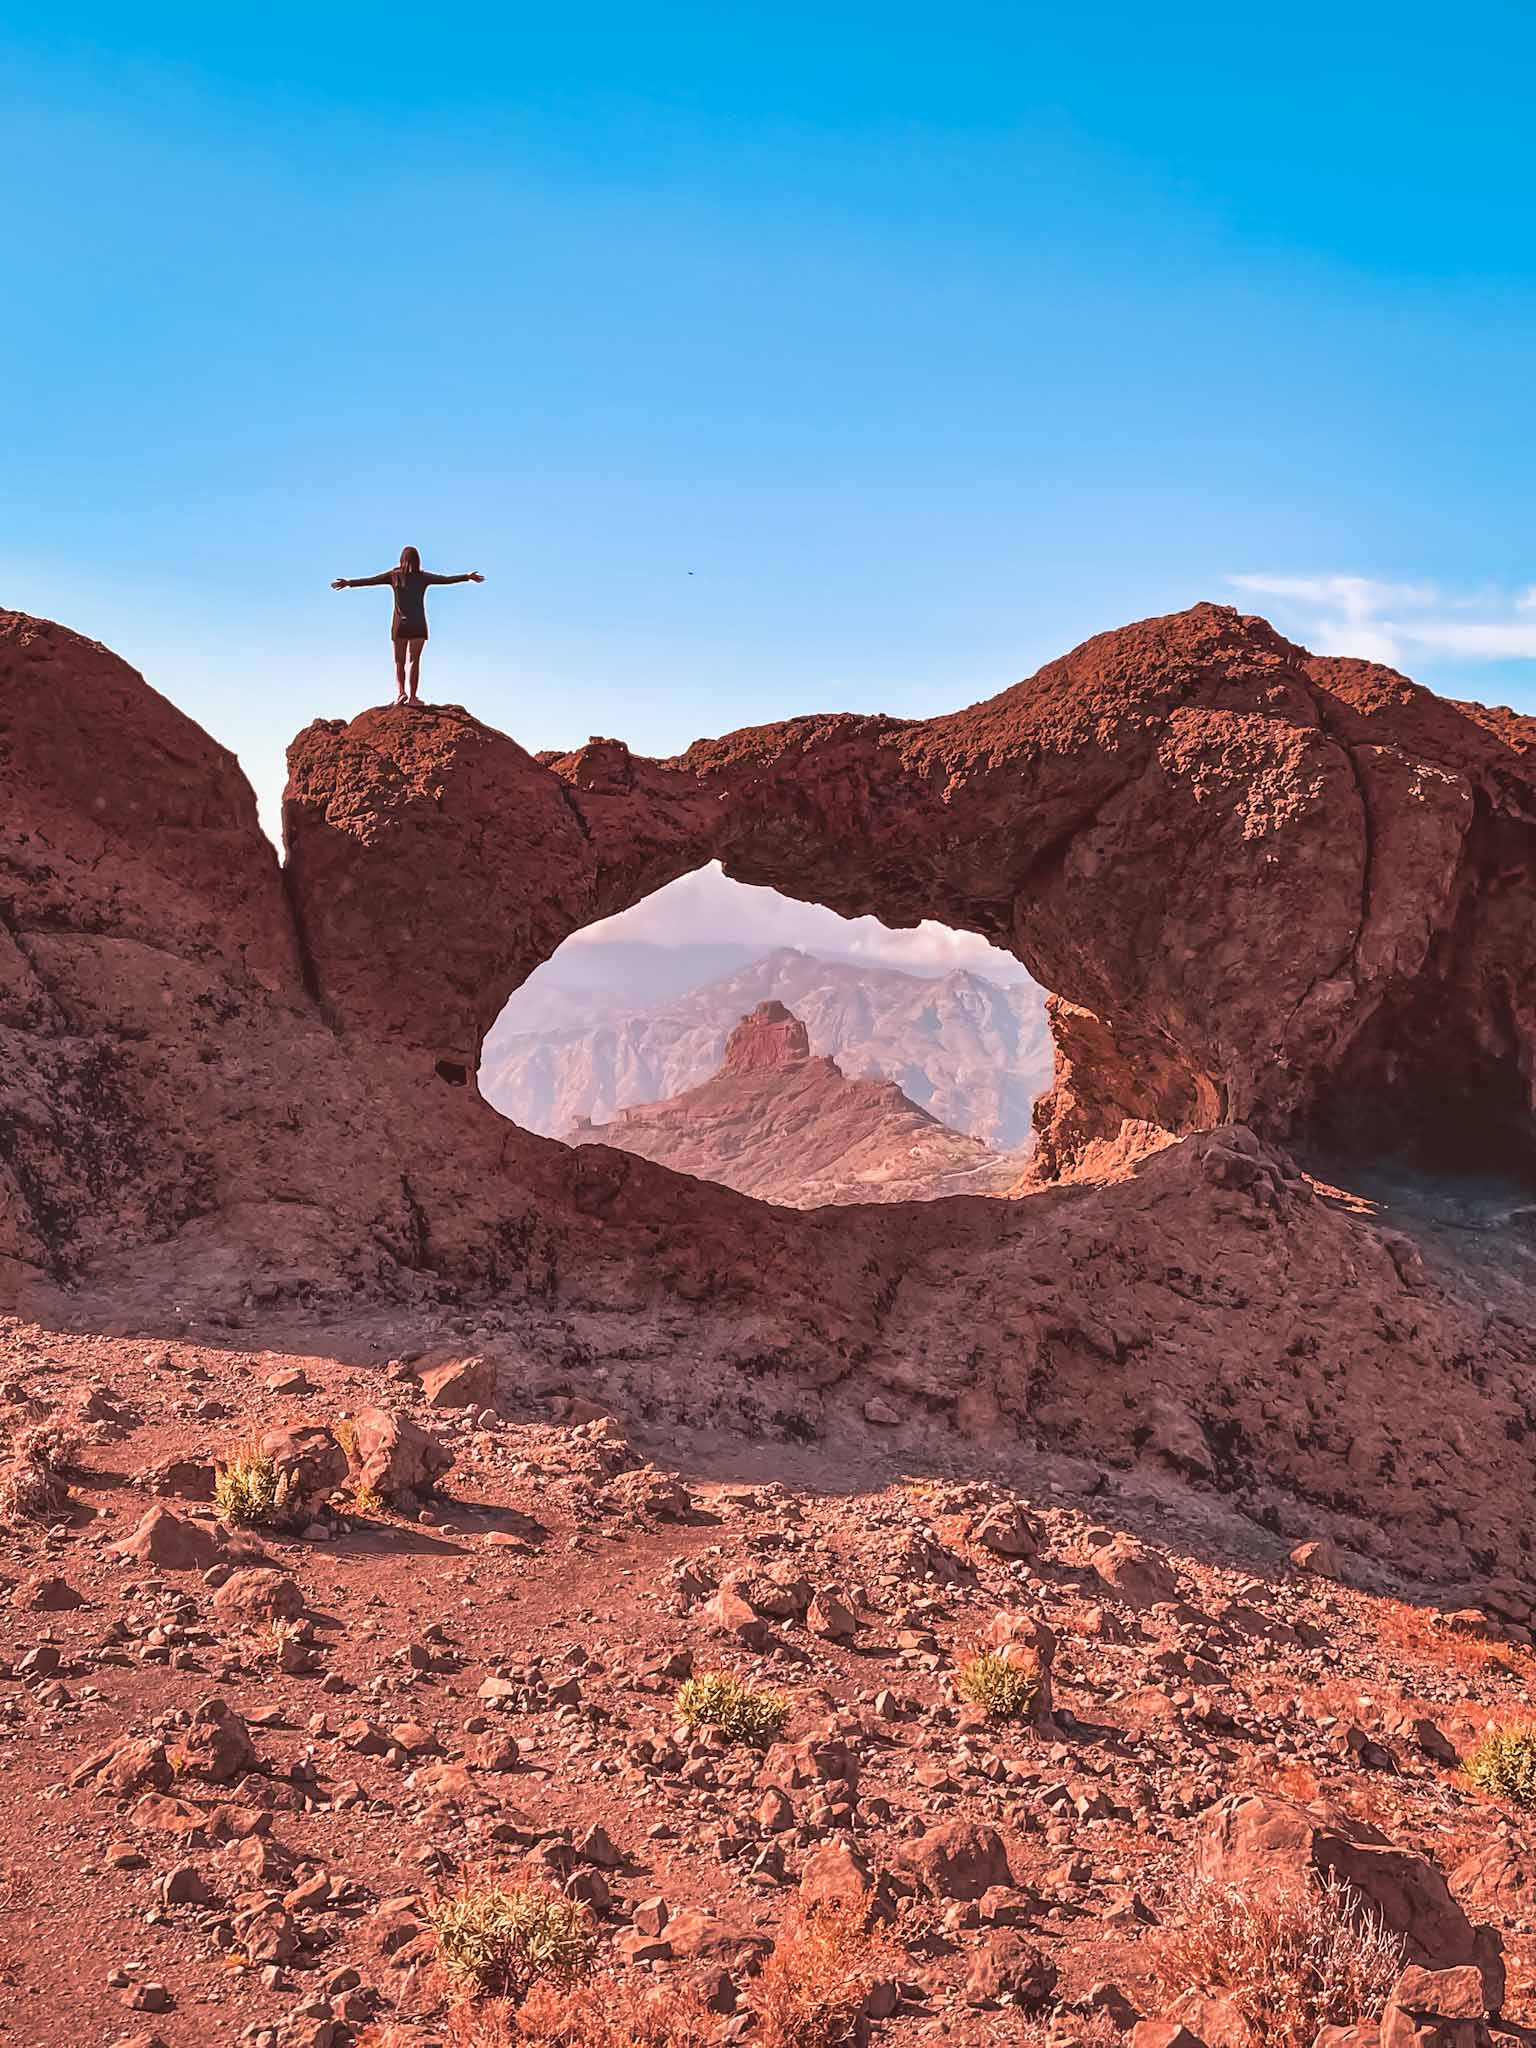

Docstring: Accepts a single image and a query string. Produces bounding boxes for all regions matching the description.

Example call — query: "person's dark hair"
[399,545,421,572]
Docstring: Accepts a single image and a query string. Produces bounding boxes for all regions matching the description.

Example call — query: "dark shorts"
[391,621,428,643]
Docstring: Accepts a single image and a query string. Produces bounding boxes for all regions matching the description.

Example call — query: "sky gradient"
[7,2,1536,909]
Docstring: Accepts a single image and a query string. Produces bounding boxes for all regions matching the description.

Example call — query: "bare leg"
[393,640,407,703]
[406,638,425,702]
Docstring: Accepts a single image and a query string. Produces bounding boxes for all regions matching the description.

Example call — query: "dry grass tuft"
[431,1880,595,2001]
[0,1423,80,1524]
[1154,1873,1405,2048]
[512,1973,720,2045]
[955,1650,1039,1720]
[752,1897,897,2048]
[395,1973,718,2045]
[1371,1597,1536,1684]
[676,1671,789,1748]
[1464,1722,1536,1808]
[213,1446,295,1528]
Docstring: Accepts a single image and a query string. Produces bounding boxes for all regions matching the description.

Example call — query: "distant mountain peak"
[574,997,1023,1208]
[481,942,1053,1148]
[722,1000,812,1073]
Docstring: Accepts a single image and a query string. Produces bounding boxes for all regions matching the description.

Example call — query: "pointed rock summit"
[721,1000,812,1073]
[577,1002,1023,1206]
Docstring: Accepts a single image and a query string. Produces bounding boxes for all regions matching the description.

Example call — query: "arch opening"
[477,863,1055,1209]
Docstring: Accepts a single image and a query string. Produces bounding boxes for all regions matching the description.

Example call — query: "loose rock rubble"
[2,1313,1536,2046]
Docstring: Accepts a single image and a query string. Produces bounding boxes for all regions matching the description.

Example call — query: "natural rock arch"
[284,601,1536,1183]
[6,596,1535,1301]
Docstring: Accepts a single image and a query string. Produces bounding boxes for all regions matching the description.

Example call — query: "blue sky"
[7,0,1536,885]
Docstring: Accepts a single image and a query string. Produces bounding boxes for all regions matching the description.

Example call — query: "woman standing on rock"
[332,546,484,705]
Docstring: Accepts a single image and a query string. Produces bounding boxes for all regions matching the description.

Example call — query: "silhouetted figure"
[332,546,484,704]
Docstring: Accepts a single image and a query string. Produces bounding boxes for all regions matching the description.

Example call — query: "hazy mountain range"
[574,999,1027,1207]
[480,944,1053,1148]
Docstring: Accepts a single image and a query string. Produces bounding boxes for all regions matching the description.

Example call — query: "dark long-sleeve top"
[347,567,474,638]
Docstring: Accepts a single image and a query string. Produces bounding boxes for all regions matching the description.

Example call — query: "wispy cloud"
[1228,573,1536,668]
[566,861,1034,981]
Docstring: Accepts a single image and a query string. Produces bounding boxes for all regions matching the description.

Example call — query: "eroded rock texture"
[7,601,1536,1587]
[0,612,427,1294]
[286,602,1536,1181]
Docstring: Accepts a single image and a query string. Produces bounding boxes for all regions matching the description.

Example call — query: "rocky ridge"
[571,1001,1024,1206]
[481,949,1052,1148]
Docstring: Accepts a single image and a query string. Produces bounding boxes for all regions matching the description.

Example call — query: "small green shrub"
[955,1651,1039,1720]
[213,1448,294,1529]
[1464,1723,1536,1808]
[431,1881,595,2000]
[676,1670,789,1747]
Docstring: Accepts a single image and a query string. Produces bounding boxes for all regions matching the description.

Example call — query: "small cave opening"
[475,863,1054,1209]
[1305,1004,1536,1191]
[435,1059,470,1087]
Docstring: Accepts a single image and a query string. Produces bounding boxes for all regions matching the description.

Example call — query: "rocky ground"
[4,1306,1536,2048]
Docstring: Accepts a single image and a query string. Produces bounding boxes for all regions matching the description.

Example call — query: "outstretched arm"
[423,571,486,585]
[331,572,395,589]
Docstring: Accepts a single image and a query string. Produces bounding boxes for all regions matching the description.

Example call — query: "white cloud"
[1398,620,1536,659]
[1228,573,1536,670]
[566,861,1032,980]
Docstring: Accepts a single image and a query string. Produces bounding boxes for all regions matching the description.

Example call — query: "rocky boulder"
[417,1356,499,1410]
[971,1500,1041,1558]
[256,1422,348,1507]
[174,1698,258,1784]
[110,1507,221,1573]
[896,1822,1013,1901]
[1093,1535,1179,1609]
[212,1568,304,1627]
[963,1932,1057,2010]
[347,1407,453,1503]
[1380,1961,1496,2046]
[1196,1794,1502,2005]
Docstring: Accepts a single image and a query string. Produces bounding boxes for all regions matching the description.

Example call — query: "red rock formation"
[0,610,416,1289]
[719,1001,811,1073]
[576,1003,1021,1206]
[9,602,1536,1588]
[285,603,1536,1182]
